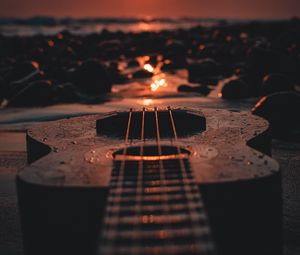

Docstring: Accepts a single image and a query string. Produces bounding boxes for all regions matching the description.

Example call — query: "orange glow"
[136,98,162,106]
[31,61,40,70]
[57,33,64,40]
[252,96,267,112]
[240,32,248,40]
[199,44,206,50]
[47,40,54,47]
[142,215,155,224]
[150,78,168,92]
[137,22,151,31]
[144,187,160,193]
[143,63,155,73]
[159,230,168,239]
[114,153,189,161]
[140,98,154,106]
[2,1,300,20]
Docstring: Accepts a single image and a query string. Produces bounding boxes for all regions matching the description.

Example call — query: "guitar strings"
[102,107,213,254]
[168,106,213,254]
[103,108,133,252]
[154,107,176,252]
[130,107,145,254]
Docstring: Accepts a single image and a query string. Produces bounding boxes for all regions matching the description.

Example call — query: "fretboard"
[98,158,215,255]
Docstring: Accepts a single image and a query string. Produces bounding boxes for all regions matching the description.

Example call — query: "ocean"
[0,17,223,36]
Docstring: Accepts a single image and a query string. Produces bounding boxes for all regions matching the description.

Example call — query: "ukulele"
[17,107,282,255]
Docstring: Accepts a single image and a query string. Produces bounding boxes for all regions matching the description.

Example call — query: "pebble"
[252,92,300,139]
[164,40,187,67]
[132,69,153,79]
[0,76,6,101]
[6,61,40,82]
[221,79,248,99]
[127,59,140,68]
[261,74,294,96]
[53,83,81,103]
[8,80,54,107]
[188,59,218,83]
[178,84,211,95]
[246,46,297,79]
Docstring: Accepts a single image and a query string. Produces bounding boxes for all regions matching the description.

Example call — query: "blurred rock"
[8,80,54,107]
[53,83,82,103]
[164,40,187,67]
[6,61,40,82]
[178,84,211,95]
[261,74,294,96]
[145,55,160,67]
[73,59,112,94]
[188,59,218,83]
[98,40,122,60]
[0,76,7,101]
[246,46,297,79]
[161,60,181,71]
[221,79,248,99]
[252,92,300,139]
[132,69,153,79]
[127,59,140,68]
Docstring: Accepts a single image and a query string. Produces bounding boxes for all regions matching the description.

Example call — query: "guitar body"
[17,108,282,255]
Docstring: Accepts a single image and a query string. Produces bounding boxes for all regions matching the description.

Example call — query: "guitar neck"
[99,158,215,255]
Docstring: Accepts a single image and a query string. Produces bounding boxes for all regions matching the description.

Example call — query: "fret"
[100,243,215,255]
[103,227,210,240]
[106,203,204,216]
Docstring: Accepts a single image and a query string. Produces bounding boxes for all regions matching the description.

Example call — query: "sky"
[0,0,299,19]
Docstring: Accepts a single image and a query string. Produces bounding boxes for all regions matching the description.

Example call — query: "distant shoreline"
[0,17,298,36]
[0,16,295,26]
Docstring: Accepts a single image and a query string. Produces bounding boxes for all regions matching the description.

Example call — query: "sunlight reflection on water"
[141,59,169,93]
[150,75,168,92]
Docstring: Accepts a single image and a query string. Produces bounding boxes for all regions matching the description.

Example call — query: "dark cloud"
[0,0,299,18]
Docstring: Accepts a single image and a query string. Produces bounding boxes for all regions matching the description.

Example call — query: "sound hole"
[97,109,206,138]
[113,145,190,161]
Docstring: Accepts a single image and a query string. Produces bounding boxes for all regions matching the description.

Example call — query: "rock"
[107,65,130,85]
[98,40,122,60]
[178,84,211,95]
[145,55,159,67]
[261,74,294,96]
[132,69,153,79]
[127,59,140,68]
[252,92,300,139]
[221,79,248,99]
[53,83,82,103]
[195,44,218,59]
[164,40,187,67]
[161,60,182,71]
[246,46,297,79]
[8,80,54,107]
[73,60,112,94]
[6,61,40,82]
[0,76,7,101]
[193,76,219,86]
[188,59,218,83]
